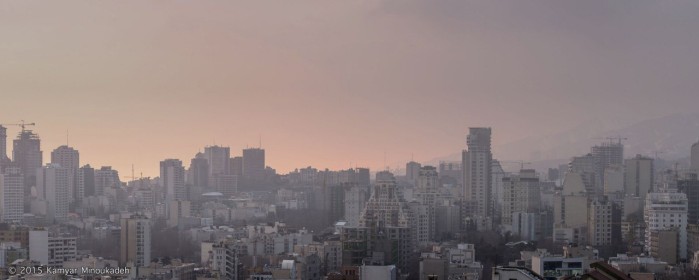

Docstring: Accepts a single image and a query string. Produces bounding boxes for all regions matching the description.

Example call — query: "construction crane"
[500,160,532,171]
[606,136,627,145]
[0,120,36,132]
[592,136,627,145]
[122,164,146,184]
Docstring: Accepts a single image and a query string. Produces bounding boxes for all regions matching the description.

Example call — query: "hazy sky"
[2,1,699,177]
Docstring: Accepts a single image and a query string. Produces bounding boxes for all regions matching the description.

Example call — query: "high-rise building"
[491,160,506,223]
[512,212,539,241]
[603,165,624,195]
[13,130,42,192]
[205,146,232,194]
[501,169,540,226]
[167,200,191,228]
[375,170,395,181]
[36,164,69,223]
[588,198,613,246]
[645,192,688,260]
[413,166,439,243]
[408,201,430,248]
[326,184,347,224]
[94,166,120,196]
[120,214,151,267]
[692,140,699,173]
[188,152,209,188]
[438,161,462,186]
[677,175,699,225]
[462,127,493,230]
[625,155,654,198]
[50,145,79,203]
[0,126,8,169]
[352,172,415,271]
[435,203,461,241]
[204,145,230,178]
[229,156,243,177]
[548,168,561,182]
[213,174,238,197]
[592,141,624,189]
[553,172,589,244]
[355,168,371,186]
[405,161,421,182]
[0,166,24,223]
[243,148,265,187]
[338,169,358,185]
[50,145,79,170]
[160,159,186,204]
[569,153,598,194]
[77,165,95,199]
[344,184,369,227]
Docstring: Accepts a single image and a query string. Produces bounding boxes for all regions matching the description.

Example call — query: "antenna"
[259,134,262,148]
[383,150,387,171]
[66,129,69,146]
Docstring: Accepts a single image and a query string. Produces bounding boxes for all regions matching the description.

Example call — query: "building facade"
[644,192,688,260]
[625,155,654,198]
[1,167,24,223]
[462,127,493,230]
[120,214,152,267]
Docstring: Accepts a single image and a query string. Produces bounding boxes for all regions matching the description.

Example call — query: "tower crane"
[606,136,627,145]
[0,120,36,132]
[592,136,627,145]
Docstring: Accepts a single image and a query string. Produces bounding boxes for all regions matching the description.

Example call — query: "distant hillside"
[427,113,699,173]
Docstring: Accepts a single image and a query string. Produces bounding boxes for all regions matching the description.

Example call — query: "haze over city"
[3,0,699,176]
[5,2,699,280]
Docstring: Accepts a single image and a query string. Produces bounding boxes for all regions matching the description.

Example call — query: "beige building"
[502,169,540,226]
[553,172,589,244]
[168,200,192,228]
[120,214,151,267]
[554,173,589,228]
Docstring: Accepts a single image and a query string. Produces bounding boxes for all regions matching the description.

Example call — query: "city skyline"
[3,1,699,177]
[0,113,697,179]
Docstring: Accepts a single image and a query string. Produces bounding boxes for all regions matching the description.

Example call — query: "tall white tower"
[36,164,69,223]
[51,145,79,203]
[0,166,24,223]
[160,159,186,217]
